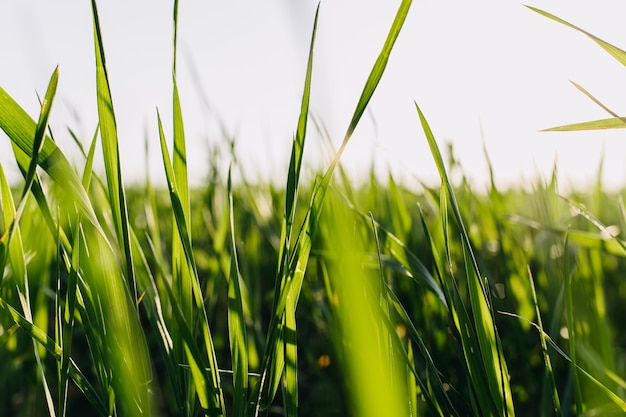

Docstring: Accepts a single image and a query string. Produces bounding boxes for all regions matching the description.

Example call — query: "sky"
[2,1,626,190]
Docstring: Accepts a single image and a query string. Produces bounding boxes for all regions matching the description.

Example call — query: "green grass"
[2,1,626,416]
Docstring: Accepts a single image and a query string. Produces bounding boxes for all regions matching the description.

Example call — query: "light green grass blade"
[283,293,298,417]
[90,0,136,302]
[417,103,515,416]
[527,6,626,66]
[342,0,412,142]
[541,117,626,132]
[227,168,249,417]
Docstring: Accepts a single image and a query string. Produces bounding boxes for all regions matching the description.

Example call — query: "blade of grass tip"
[0,86,97,231]
[157,111,226,415]
[0,66,57,245]
[90,0,136,303]
[526,265,562,415]
[526,6,626,66]
[540,81,626,132]
[19,67,58,204]
[227,167,249,417]
[256,2,413,410]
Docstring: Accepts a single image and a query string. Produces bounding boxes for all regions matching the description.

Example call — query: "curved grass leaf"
[527,6,626,67]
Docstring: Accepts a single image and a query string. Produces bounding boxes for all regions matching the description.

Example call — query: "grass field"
[1,1,626,416]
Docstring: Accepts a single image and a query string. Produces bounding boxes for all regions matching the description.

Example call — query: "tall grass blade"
[256,2,413,411]
[90,0,136,301]
[157,112,226,415]
[416,102,515,416]
[0,297,109,415]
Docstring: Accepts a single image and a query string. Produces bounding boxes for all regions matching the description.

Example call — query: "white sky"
[2,1,626,190]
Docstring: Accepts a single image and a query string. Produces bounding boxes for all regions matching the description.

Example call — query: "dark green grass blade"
[416,103,514,416]
[90,0,136,302]
[256,2,413,410]
[227,168,249,417]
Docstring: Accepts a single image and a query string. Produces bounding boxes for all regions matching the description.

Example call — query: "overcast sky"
[2,1,626,189]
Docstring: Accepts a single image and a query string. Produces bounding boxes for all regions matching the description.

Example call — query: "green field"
[1,1,626,416]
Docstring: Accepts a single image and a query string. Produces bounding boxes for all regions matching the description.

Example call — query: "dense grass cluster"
[1,1,626,416]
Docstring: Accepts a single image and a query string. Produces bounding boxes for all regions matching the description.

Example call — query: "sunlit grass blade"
[325,197,408,417]
[283,292,298,417]
[90,0,136,302]
[527,6,626,67]
[227,167,249,417]
[541,117,626,132]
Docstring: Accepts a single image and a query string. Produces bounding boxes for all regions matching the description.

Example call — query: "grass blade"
[416,102,515,416]
[157,112,226,415]
[227,167,249,417]
[527,6,626,67]
[90,0,136,302]
[256,2,413,411]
